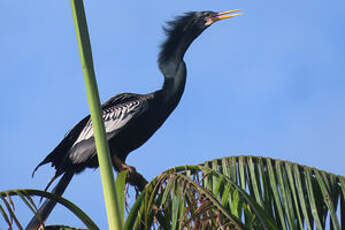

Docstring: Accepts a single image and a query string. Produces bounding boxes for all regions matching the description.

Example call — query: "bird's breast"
[107,103,168,161]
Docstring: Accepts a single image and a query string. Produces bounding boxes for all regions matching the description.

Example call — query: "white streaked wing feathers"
[73,100,145,146]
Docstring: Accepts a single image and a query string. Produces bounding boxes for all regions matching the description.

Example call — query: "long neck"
[159,59,187,108]
[157,32,197,110]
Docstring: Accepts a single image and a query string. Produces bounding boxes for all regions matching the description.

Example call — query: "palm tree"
[2,155,345,229]
[2,2,344,230]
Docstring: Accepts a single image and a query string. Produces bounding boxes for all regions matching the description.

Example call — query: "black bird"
[26,9,242,229]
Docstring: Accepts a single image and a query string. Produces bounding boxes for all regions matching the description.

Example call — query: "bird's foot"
[118,162,139,184]
[121,163,148,193]
[112,155,148,192]
[112,154,134,172]
[119,163,137,174]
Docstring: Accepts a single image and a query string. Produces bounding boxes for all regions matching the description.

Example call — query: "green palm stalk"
[70,0,123,229]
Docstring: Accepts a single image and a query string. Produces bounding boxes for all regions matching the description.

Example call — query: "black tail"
[25,172,74,230]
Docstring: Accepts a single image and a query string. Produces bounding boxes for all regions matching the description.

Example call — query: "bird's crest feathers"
[158,12,196,64]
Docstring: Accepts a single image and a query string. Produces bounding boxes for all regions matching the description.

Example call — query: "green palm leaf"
[125,155,345,230]
[0,189,99,230]
[2,155,344,230]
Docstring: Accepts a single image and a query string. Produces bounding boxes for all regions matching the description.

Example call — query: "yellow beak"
[205,9,243,26]
[216,9,243,21]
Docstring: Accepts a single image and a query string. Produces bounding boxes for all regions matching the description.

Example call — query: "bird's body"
[26,9,242,229]
[34,65,186,179]
[37,92,167,174]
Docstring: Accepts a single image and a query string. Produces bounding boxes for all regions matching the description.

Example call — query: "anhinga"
[26,9,242,229]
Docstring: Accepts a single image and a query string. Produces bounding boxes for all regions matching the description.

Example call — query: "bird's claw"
[119,164,136,174]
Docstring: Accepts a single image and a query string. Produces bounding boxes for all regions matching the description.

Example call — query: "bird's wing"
[69,93,149,163]
[32,115,91,176]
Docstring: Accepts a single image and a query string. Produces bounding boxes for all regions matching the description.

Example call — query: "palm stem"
[70,0,123,229]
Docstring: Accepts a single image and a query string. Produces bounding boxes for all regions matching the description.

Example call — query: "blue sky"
[1,0,345,228]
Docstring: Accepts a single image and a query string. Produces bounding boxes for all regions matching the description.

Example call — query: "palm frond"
[0,189,99,230]
[126,155,345,230]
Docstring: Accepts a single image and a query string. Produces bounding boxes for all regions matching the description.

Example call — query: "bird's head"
[159,9,242,64]
[185,9,243,33]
